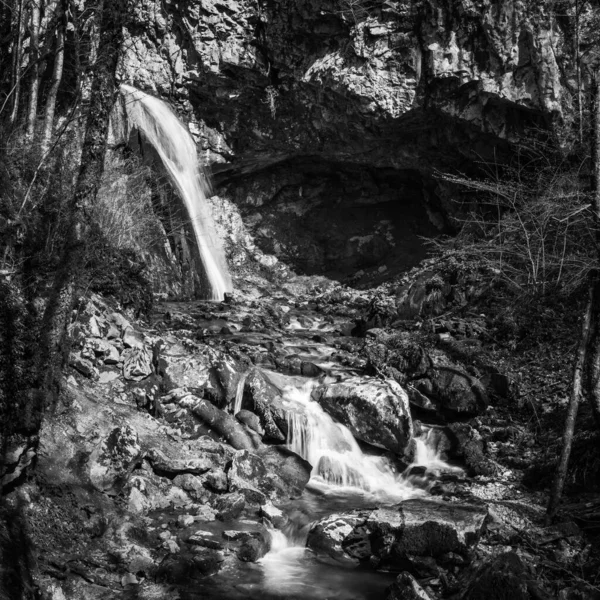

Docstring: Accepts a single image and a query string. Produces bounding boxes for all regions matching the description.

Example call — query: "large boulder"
[228,447,310,504]
[312,377,413,456]
[306,499,488,570]
[413,366,488,417]
[88,425,143,494]
[179,395,260,450]
[243,369,290,442]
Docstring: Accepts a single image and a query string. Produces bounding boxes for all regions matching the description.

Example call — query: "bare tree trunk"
[588,72,600,427]
[25,0,42,139]
[41,1,66,153]
[546,285,594,523]
[35,0,126,432]
[9,0,25,125]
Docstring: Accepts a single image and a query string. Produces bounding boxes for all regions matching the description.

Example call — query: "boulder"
[215,492,246,521]
[244,369,289,442]
[88,425,143,494]
[163,354,212,395]
[179,396,260,451]
[306,512,372,567]
[414,367,488,417]
[312,377,413,455]
[306,499,488,569]
[236,409,265,436]
[147,448,213,476]
[235,531,271,562]
[122,346,153,381]
[228,447,310,504]
[156,550,223,583]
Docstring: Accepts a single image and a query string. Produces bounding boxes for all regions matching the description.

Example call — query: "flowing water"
[119,85,232,300]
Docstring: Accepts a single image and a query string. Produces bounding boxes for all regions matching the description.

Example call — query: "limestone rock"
[122,346,153,381]
[244,369,288,442]
[228,447,309,504]
[306,499,488,568]
[414,366,488,417]
[312,377,413,455]
[215,492,246,521]
[89,425,143,494]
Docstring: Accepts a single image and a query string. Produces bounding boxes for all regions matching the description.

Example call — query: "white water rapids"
[120,85,232,301]
[283,380,423,502]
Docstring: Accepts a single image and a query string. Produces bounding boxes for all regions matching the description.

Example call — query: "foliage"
[431,149,594,298]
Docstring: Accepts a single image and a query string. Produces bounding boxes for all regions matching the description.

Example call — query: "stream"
[162,304,462,600]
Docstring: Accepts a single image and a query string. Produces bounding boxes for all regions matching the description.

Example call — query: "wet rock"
[178,395,259,450]
[148,448,213,476]
[386,572,433,600]
[122,346,153,381]
[156,550,223,582]
[259,446,311,500]
[307,499,488,568]
[88,425,143,494]
[228,447,310,504]
[216,492,246,521]
[244,369,288,442]
[188,532,223,550]
[306,512,371,567]
[260,502,286,527]
[312,377,413,455]
[236,409,265,436]
[236,531,271,562]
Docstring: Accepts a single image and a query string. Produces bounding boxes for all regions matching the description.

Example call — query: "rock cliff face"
[119,0,575,278]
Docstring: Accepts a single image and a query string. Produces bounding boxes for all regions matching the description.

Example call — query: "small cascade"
[119,85,232,301]
[282,380,422,502]
[411,426,463,473]
[232,371,248,415]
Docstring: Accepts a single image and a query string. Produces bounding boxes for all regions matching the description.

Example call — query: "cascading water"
[119,85,232,301]
[282,380,424,502]
[232,371,248,415]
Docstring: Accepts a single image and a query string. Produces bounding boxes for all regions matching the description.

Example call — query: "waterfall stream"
[119,85,232,300]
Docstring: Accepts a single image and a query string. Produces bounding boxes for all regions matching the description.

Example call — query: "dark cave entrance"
[216,157,445,287]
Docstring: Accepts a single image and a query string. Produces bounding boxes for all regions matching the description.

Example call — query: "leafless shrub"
[431,152,595,297]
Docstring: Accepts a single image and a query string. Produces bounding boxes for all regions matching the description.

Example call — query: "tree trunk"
[9,0,25,125]
[41,1,66,154]
[546,285,594,523]
[35,0,126,426]
[25,0,42,139]
[588,72,600,428]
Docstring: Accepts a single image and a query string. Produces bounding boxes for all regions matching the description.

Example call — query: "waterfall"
[119,85,232,301]
[232,371,248,415]
[282,381,422,502]
[411,426,463,473]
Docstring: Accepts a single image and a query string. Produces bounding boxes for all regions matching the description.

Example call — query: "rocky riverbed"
[3,269,594,600]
